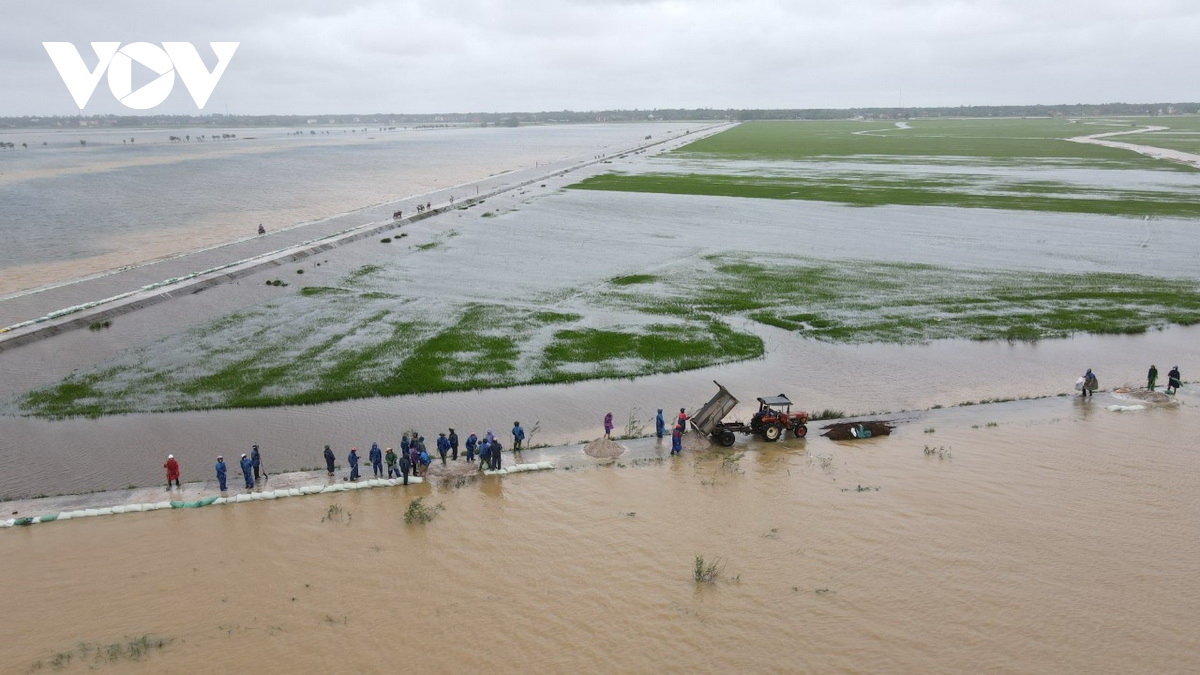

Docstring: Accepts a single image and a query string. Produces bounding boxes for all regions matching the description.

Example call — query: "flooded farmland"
[2,120,1199,673]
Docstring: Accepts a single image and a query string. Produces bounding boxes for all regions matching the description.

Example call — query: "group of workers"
[605,408,689,456]
[1080,365,1184,398]
[329,424,522,485]
[654,408,689,456]
[165,424,533,492]
[205,445,265,492]
[1146,365,1183,394]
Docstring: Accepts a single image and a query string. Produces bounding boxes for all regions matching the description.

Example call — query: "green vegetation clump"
[322,502,350,523]
[924,445,953,459]
[30,634,172,671]
[404,497,443,524]
[345,264,383,284]
[610,273,658,286]
[300,286,350,296]
[693,554,724,583]
[541,321,760,376]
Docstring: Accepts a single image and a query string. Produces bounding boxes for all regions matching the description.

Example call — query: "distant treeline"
[3,103,1197,129]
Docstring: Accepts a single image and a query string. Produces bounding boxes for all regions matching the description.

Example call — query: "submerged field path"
[1067,124,1200,169]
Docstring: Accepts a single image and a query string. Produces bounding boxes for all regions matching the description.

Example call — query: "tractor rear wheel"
[762,424,782,442]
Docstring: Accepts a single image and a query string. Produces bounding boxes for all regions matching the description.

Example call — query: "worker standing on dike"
[324,445,336,475]
[347,448,360,482]
[465,433,478,463]
[240,454,254,489]
[398,449,412,485]
[215,456,227,492]
[251,444,264,483]
[164,454,181,490]
[385,447,398,479]
[437,433,450,466]
[369,442,383,478]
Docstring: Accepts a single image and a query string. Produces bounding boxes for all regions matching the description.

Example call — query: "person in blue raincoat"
[671,425,682,455]
[465,433,478,463]
[369,442,383,477]
[215,455,228,492]
[437,433,450,466]
[512,422,525,451]
[448,428,459,461]
[1081,368,1098,398]
[656,409,665,439]
[324,445,336,475]
[251,444,263,482]
[240,453,254,489]
[400,433,411,458]
[479,437,492,470]
[348,447,361,481]
[417,438,431,476]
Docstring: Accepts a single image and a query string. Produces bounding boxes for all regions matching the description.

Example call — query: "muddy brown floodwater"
[2,397,1197,673]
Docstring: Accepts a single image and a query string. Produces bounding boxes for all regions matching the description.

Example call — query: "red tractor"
[748,394,809,442]
[691,382,810,446]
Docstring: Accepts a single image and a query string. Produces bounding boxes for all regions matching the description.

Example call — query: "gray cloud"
[5,0,1199,115]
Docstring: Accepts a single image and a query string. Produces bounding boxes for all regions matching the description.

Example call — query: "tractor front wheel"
[793,424,808,438]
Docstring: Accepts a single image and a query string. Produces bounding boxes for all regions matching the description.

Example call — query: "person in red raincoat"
[164,454,181,489]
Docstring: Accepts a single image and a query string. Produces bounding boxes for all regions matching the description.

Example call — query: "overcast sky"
[6,0,1199,116]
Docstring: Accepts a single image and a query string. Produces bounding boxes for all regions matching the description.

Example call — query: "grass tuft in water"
[693,554,724,583]
[404,496,444,524]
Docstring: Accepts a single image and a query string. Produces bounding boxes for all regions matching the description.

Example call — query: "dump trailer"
[690,381,741,446]
[689,381,809,446]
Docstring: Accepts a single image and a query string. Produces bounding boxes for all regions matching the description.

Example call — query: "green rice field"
[571,118,1200,217]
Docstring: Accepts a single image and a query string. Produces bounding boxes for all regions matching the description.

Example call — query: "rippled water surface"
[2,400,1197,673]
